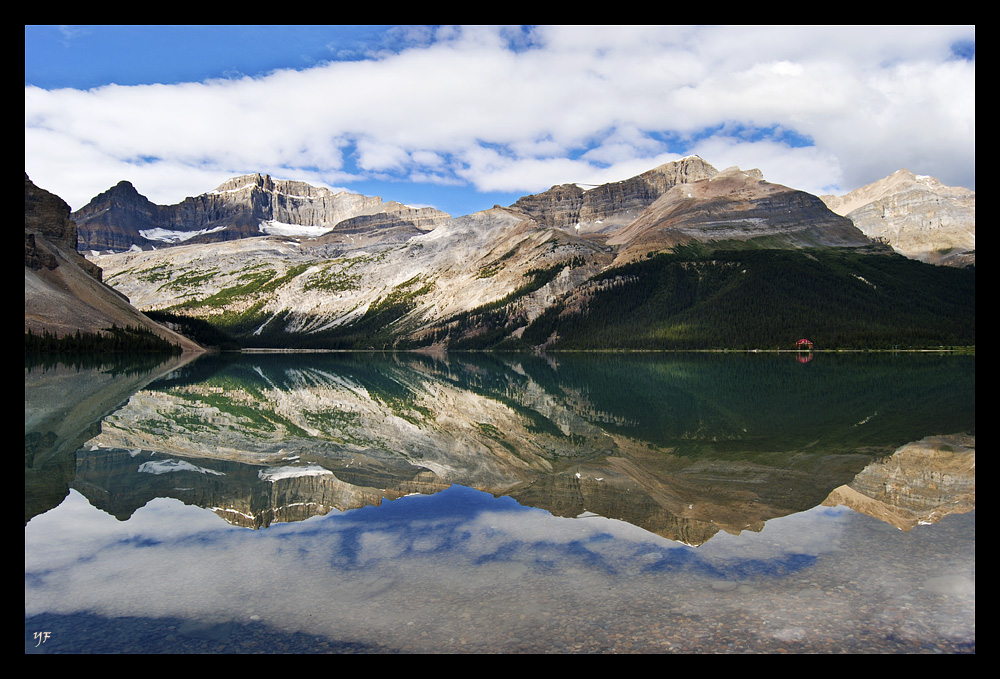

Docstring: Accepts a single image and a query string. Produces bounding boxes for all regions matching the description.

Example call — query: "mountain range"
[73,172,451,252]
[25,156,975,352]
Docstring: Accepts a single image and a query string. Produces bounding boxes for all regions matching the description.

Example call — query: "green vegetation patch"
[25,325,182,355]
[476,422,518,454]
[172,389,311,439]
[303,260,363,292]
[158,267,221,293]
[530,247,975,351]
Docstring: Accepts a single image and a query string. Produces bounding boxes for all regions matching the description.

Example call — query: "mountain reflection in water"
[25,351,975,653]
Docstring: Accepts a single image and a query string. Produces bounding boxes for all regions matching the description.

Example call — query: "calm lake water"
[25,351,974,654]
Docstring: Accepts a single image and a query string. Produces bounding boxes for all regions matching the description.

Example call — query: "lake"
[25,351,975,653]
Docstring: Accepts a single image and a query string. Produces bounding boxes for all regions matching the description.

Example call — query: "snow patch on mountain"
[139,225,230,243]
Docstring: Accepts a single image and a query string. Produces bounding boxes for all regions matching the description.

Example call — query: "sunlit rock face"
[822,170,975,267]
[510,155,720,234]
[73,173,450,252]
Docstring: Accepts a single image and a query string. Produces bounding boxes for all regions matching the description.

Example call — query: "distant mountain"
[821,170,975,267]
[72,173,450,252]
[24,174,202,352]
[83,158,974,351]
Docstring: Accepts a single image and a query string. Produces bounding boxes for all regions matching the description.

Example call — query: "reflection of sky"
[27,487,838,611]
[25,485,973,652]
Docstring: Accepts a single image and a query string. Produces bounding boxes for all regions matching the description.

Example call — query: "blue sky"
[25,25,975,216]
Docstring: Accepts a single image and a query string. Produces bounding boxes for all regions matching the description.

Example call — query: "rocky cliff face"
[25,174,202,351]
[511,155,719,234]
[821,170,975,267]
[25,173,102,278]
[73,173,450,252]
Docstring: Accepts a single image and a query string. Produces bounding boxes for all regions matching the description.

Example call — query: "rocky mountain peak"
[510,156,720,233]
[110,179,140,193]
[96,180,153,209]
[820,170,975,266]
[642,155,720,184]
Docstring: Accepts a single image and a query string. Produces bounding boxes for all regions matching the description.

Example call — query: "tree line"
[25,325,182,355]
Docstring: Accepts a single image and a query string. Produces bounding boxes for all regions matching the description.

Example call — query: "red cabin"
[796,338,814,349]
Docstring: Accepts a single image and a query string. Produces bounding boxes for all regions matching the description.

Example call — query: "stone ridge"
[510,156,719,233]
[604,165,873,263]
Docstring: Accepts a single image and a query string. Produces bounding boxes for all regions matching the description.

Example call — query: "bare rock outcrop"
[510,155,719,234]
[821,170,975,266]
[822,434,975,530]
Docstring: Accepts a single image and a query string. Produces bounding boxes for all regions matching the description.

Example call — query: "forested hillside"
[515,246,974,351]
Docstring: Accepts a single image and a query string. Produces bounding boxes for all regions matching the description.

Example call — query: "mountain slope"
[821,170,975,267]
[24,174,203,353]
[515,244,974,351]
[603,165,872,264]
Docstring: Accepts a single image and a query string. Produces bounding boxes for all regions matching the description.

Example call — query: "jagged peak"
[94,179,148,204]
[211,173,361,201]
[715,165,764,181]
[643,155,718,176]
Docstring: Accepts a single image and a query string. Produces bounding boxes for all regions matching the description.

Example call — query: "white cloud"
[25,25,974,211]
[689,136,845,197]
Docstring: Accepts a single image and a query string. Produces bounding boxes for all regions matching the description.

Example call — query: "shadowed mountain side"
[25,174,203,353]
